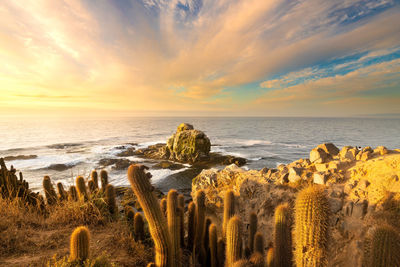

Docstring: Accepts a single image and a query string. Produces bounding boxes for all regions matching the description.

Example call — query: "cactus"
[70,226,90,262]
[134,212,145,241]
[126,206,135,235]
[226,216,243,267]
[232,260,251,267]
[250,252,265,267]
[57,182,67,201]
[76,176,88,201]
[69,185,78,201]
[105,184,117,215]
[248,212,257,253]
[253,232,264,255]
[187,201,196,252]
[178,194,185,248]
[43,176,57,205]
[88,180,95,193]
[160,198,167,217]
[127,164,171,267]
[209,223,218,267]
[363,225,400,267]
[147,263,155,267]
[273,203,292,267]
[204,217,212,256]
[91,170,99,190]
[167,189,181,267]
[194,190,206,261]
[266,247,274,267]
[217,238,225,267]
[223,190,235,238]
[100,169,108,191]
[294,185,330,267]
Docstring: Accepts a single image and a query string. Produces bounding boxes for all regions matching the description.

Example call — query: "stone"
[343,201,354,216]
[328,160,345,170]
[166,124,211,163]
[4,155,37,161]
[329,198,343,213]
[46,163,76,171]
[116,147,136,157]
[362,146,373,153]
[339,146,358,161]
[360,151,371,161]
[315,163,329,172]
[313,172,329,185]
[374,146,388,155]
[280,173,289,183]
[317,143,340,156]
[310,148,329,163]
[153,161,185,170]
[352,200,368,219]
[288,167,303,183]
[358,179,370,190]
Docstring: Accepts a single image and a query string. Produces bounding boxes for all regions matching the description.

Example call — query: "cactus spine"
[250,252,265,267]
[223,190,235,238]
[105,184,117,215]
[100,170,108,191]
[70,226,90,262]
[127,164,171,267]
[226,216,243,267]
[248,212,257,253]
[294,185,330,267]
[69,185,78,201]
[134,212,145,241]
[194,190,206,261]
[209,223,218,267]
[43,176,57,205]
[364,225,400,267]
[187,201,196,252]
[274,203,292,267]
[253,232,264,255]
[167,189,181,267]
[91,170,99,190]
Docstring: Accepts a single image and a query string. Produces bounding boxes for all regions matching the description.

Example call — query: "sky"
[0,0,399,117]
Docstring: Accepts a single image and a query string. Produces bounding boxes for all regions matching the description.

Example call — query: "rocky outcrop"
[165,123,211,163]
[4,155,37,161]
[191,144,400,267]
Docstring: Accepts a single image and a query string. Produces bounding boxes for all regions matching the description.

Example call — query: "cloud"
[0,0,399,116]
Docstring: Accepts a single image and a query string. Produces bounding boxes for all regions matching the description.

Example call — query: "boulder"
[362,146,373,153]
[360,151,371,162]
[352,200,368,219]
[310,148,329,163]
[374,146,388,155]
[317,143,340,156]
[288,167,303,183]
[166,124,211,163]
[314,172,329,185]
[340,146,358,161]
[315,163,329,172]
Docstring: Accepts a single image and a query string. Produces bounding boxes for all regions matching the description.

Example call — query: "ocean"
[1,116,399,193]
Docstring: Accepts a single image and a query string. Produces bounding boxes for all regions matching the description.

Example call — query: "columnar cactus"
[194,190,206,261]
[223,190,235,238]
[126,206,135,235]
[253,232,264,255]
[127,164,171,267]
[248,212,257,253]
[57,182,67,201]
[70,226,90,262]
[187,201,196,252]
[273,203,292,267]
[363,225,400,267]
[250,252,265,267]
[147,263,155,267]
[226,216,243,267]
[134,213,145,241]
[100,170,108,191]
[88,180,95,193]
[217,238,225,267]
[294,185,330,267]
[91,170,99,190]
[266,247,274,267]
[204,217,212,256]
[160,198,167,218]
[178,194,185,248]
[232,260,252,267]
[105,184,117,215]
[167,189,181,267]
[69,185,78,201]
[76,176,88,201]
[43,176,57,205]
[209,223,218,267]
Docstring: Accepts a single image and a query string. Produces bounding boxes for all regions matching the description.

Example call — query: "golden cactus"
[43,176,57,205]
[100,169,108,191]
[266,246,274,267]
[187,201,196,252]
[91,170,99,190]
[209,223,218,267]
[294,185,330,267]
[226,216,243,267]
[76,176,88,201]
[134,212,145,241]
[248,212,257,253]
[223,190,235,238]
[250,252,265,267]
[274,203,292,267]
[70,226,90,262]
[167,189,181,267]
[194,190,206,261]
[105,184,117,215]
[127,164,171,267]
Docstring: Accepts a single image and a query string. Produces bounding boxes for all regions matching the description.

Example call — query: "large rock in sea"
[166,123,211,163]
